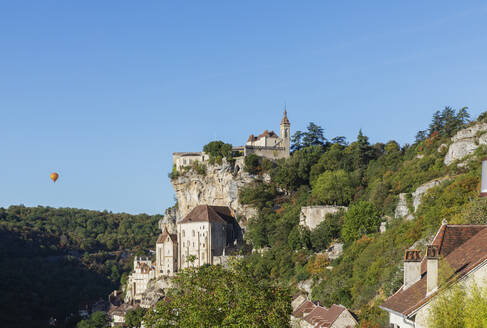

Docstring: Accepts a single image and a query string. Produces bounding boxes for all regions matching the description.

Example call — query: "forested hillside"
[239,107,487,326]
[0,206,161,328]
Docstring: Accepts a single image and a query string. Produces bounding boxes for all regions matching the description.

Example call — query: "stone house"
[125,257,155,302]
[380,221,487,327]
[155,227,178,277]
[177,205,240,269]
[291,300,357,328]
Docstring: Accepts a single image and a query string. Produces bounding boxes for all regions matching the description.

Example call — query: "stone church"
[155,204,241,277]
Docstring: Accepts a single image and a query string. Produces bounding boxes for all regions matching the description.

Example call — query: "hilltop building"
[380,221,487,328]
[172,109,291,170]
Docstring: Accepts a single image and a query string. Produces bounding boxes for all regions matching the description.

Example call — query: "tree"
[310,212,342,251]
[341,201,380,244]
[244,153,260,175]
[76,312,108,328]
[202,141,233,164]
[125,307,146,328]
[311,170,354,206]
[144,262,291,328]
[291,122,327,151]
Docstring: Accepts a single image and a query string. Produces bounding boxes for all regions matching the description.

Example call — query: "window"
[192,230,195,237]
[182,230,185,237]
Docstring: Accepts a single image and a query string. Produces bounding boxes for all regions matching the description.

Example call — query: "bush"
[244,154,261,174]
[203,141,233,164]
[341,201,380,244]
[311,170,354,206]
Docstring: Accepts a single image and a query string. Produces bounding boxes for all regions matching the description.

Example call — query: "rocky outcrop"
[444,123,487,166]
[171,158,259,225]
[394,193,410,219]
[412,178,449,211]
[299,206,347,230]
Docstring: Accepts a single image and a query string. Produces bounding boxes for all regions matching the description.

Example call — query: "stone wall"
[299,206,347,230]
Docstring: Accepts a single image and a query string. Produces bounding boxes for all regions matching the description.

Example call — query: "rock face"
[412,178,449,211]
[171,158,259,225]
[299,206,347,230]
[326,243,343,260]
[394,193,410,219]
[444,123,487,166]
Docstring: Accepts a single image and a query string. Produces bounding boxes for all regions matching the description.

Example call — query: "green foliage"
[272,145,324,191]
[0,206,160,328]
[203,140,233,164]
[291,122,327,152]
[310,212,343,251]
[76,312,108,328]
[239,183,277,209]
[428,106,470,138]
[341,201,381,244]
[125,307,147,328]
[191,161,207,175]
[144,262,291,328]
[244,153,261,175]
[311,170,354,206]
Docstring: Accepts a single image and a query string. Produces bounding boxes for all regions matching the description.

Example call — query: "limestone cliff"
[444,122,487,166]
[170,158,261,225]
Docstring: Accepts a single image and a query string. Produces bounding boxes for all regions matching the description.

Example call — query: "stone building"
[125,257,155,302]
[177,205,240,269]
[244,109,291,159]
[172,109,291,169]
[299,205,347,230]
[380,221,487,327]
[155,227,178,277]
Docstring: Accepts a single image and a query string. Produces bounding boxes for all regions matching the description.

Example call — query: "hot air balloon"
[50,172,59,183]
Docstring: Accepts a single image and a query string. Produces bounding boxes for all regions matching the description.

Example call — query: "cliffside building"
[125,257,155,303]
[380,221,487,328]
[172,109,291,170]
[155,227,178,277]
[177,205,240,269]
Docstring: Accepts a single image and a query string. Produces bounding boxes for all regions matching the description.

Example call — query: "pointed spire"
[281,107,290,125]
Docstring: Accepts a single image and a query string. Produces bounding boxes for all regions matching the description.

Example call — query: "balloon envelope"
[50,172,59,183]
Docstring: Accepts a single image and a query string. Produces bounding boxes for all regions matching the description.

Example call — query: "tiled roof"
[157,227,177,244]
[381,224,487,316]
[302,304,346,328]
[292,300,316,318]
[180,205,234,224]
[248,130,279,142]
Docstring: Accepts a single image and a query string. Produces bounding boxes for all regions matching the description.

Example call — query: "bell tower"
[280,108,291,154]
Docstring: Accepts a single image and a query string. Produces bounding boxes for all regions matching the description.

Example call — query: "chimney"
[403,249,422,289]
[481,158,487,197]
[426,245,439,295]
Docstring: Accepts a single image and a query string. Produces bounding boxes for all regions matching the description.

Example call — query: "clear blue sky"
[1,1,487,214]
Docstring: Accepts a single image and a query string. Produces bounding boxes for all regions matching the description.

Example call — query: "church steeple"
[281,107,290,126]
[280,107,291,156]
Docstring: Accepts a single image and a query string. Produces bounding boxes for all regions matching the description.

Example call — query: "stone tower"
[280,108,291,153]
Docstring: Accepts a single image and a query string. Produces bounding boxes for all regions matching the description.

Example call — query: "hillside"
[0,206,161,328]
[233,107,487,326]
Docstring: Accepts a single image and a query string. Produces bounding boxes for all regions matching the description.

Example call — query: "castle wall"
[244,146,289,159]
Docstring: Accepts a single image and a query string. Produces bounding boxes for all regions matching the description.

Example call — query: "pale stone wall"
[299,206,347,230]
[244,145,289,159]
[389,312,415,328]
[331,309,358,327]
[125,257,155,302]
[177,221,228,269]
[155,239,177,277]
[395,193,411,219]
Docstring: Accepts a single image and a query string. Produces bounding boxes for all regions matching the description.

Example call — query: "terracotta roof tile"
[180,205,234,224]
[157,227,177,244]
[381,225,487,316]
[292,300,316,318]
